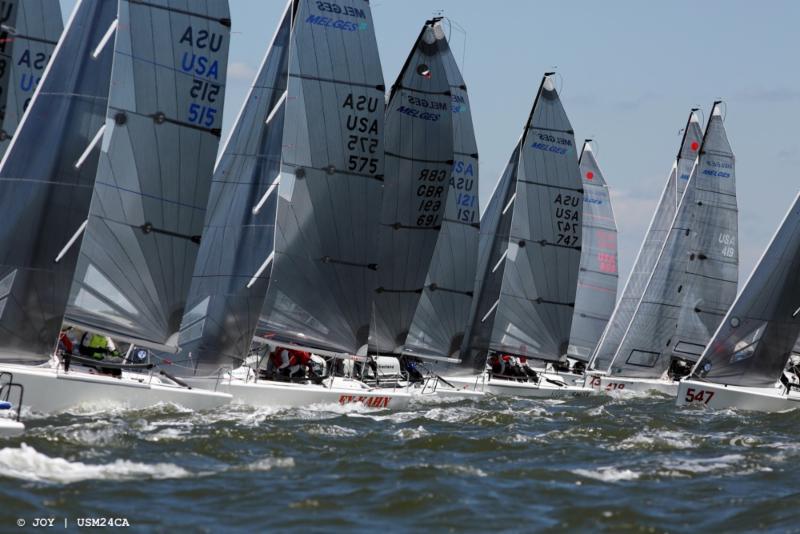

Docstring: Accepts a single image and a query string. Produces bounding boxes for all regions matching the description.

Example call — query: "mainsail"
[608,103,738,379]
[692,192,800,387]
[177,3,291,374]
[65,0,231,351]
[590,111,703,371]
[256,0,385,356]
[0,0,115,361]
[371,18,455,354]
[403,21,479,361]
[0,0,63,158]
[464,74,583,363]
[568,141,618,361]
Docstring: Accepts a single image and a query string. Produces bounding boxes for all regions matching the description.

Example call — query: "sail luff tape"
[54,220,87,263]
[265,91,288,126]
[92,18,118,60]
[252,174,281,215]
[74,124,106,169]
[247,251,274,288]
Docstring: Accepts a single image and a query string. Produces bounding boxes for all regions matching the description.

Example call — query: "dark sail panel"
[489,75,583,361]
[591,111,703,371]
[371,19,455,354]
[568,142,618,361]
[257,0,385,355]
[177,3,291,374]
[0,0,63,158]
[0,0,115,361]
[66,0,231,349]
[404,23,479,360]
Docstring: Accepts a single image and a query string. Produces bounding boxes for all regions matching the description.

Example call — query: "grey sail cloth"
[65,0,231,350]
[590,112,703,371]
[568,143,618,362]
[487,76,583,361]
[692,192,800,387]
[459,140,521,371]
[0,0,63,158]
[370,19,455,354]
[176,2,291,375]
[256,0,385,355]
[0,0,115,362]
[608,105,738,379]
[403,24,479,361]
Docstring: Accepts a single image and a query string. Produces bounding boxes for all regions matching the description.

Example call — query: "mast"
[403,18,479,361]
[607,102,738,379]
[0,0,63,158]
[64,0,231,352]
[256,0,386,356]
[177,1,292,374]
[568,141,618,362]
[0,0,115,361]
[370,18,455,354]
[590,110,703,372]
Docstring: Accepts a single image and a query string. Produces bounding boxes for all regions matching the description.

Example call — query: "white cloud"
[227,62,257,82]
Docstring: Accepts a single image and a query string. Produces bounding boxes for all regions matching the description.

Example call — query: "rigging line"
[92,18,117,59]
[383,223,442,231]
[441,217,479,229]
[139,222,201,244]
[128,0,232,27]
[516,239,581,252]
[481,300,499,323]
[517,179,583,194]
[375,287,423,295]
[453,150,479,159]
[285,163,384,182]
[110,107,221,137]
[385,151,453,165]
[319,256,378,271]
[54,220,88,263]
[289,72,384,92]
[425,284,472,297]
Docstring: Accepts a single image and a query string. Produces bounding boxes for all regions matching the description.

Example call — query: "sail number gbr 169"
[343,93,380,175]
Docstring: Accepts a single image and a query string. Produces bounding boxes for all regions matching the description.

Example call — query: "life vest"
[59,332,74,353]
[288,349,311,367]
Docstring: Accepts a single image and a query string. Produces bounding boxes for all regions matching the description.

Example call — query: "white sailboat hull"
[587,374,678,396]
[676,379,800,412]
[185,375,413,410]
[440,373,591,398]
[0,418,24,438]
[0,363,232,414]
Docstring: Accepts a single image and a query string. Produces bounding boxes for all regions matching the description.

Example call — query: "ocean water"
[1,393,798,532]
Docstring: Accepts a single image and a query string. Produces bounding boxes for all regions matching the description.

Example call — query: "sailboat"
[551,140,618,384]
[676,191,800,411]
[0,372,24,437]
[0,0,233,413]
[442,73,590,398]
[177,0,411,409]
[592,103,738,395]
[587,109,704,384]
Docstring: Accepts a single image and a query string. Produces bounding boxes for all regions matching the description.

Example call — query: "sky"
[59,0,800,289]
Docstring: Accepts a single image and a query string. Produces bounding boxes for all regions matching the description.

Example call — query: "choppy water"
[1,393,798,532]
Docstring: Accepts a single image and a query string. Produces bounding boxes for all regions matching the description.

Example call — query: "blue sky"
[60,0,800,287]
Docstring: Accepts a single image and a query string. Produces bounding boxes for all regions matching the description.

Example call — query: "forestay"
[608,103,738,379]
[568,141,618,362]
[0,0,115,361]
[404,20,479,361]
[177,2,291,374]
[591,111,703,372]
[66,0,231,350]
[257,0,385,355]
[0,0,63,158]
[692,192,800,387]
[371,18,455,354]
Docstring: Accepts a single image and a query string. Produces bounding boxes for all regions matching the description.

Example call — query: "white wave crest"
[572,466,641,482]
